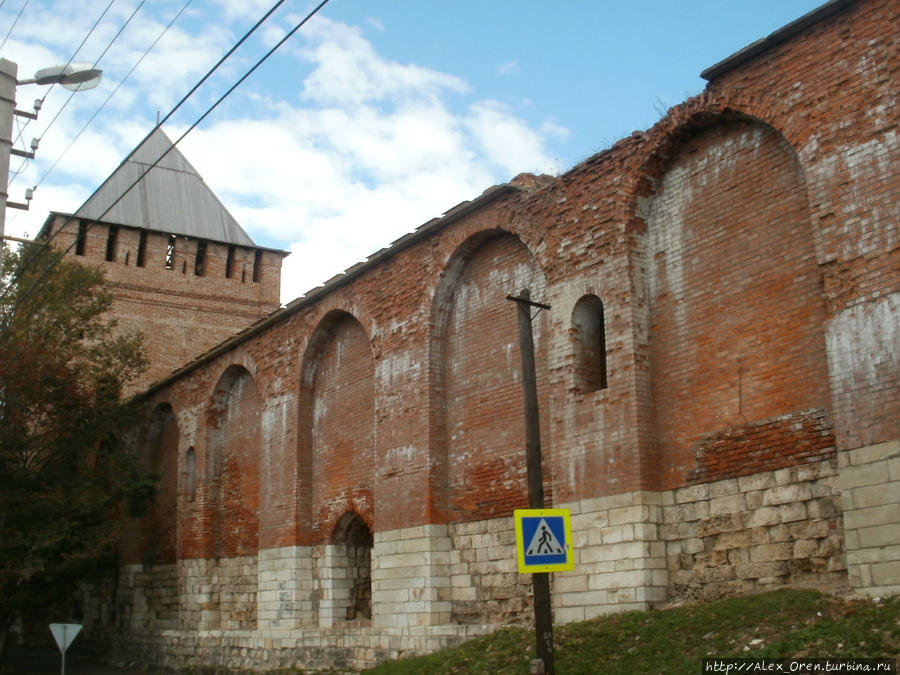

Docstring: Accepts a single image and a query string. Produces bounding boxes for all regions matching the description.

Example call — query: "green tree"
[0,242,152,663]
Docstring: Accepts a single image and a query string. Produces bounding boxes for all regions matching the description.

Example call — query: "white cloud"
[298,17,469,107]
[179,18,565,302]
[2,4,567,305]
[465,100,562,177]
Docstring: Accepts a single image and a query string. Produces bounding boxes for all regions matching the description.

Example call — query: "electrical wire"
[27,1,144,150]
[7,115,31,179]
[33,0,117,108]
[2,0,332,318]
[8,0,149,191]
[23,0,191,196]
[0,0,29,52]
[24,0,288,260]
[7,0,118,166]
[4,0,122,234]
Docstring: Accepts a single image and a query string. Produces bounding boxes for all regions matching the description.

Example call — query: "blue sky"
[2,0,824,302]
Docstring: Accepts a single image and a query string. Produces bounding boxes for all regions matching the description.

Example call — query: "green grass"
[362,589,899,674]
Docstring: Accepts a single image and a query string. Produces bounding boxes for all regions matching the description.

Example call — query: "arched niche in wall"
[205,363,262,630]
[571,294,608,393]
[207,364,262,558]
[430,229,550,523]
[641,116,832,488]
[140,402,179,566]
[331,511,374,622]
[298,311,376,544]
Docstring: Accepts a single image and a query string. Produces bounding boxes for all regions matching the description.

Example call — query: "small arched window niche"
[572,294,608,393]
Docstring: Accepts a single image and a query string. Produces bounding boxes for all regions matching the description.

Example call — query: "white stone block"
[709,494,746,515]
[609,505,647,526]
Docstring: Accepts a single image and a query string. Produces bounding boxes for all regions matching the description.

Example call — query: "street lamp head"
[19,62,102,91]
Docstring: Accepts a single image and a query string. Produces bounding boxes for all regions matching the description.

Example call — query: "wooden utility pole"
[507,289,555,675]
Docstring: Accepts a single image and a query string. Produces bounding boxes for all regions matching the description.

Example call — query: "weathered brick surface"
[300,313,376,543]
[442,233,549,521]
[643,120,834,489]
[42,215,284,390]
[68,0,898,670]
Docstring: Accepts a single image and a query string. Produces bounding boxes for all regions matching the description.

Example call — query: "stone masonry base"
[82,451,900,671]
[838,440,900,595]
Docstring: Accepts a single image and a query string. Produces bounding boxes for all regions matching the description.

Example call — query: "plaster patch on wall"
[807,131,898,260]
[826,292,900,449]
[826,292,899,389]
[376,350,421,389]
[647,162,690,336]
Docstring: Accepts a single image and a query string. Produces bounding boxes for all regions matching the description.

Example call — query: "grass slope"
[363,589,899,674]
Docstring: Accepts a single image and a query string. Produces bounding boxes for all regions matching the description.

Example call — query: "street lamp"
[0,58,103,241]
[19,62,103,91]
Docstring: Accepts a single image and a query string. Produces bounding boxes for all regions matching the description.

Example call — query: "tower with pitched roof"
[38,128,288,390]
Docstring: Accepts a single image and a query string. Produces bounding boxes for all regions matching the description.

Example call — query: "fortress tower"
[38,128,287,390]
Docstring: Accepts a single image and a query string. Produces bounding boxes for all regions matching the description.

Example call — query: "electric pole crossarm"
[506,294,551,311]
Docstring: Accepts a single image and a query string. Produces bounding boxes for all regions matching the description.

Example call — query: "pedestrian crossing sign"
[514,508,575,573]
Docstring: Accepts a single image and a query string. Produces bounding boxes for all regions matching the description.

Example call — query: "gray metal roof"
[74,127,255,247]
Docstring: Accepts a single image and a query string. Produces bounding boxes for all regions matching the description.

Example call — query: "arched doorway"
[331,512,373,621]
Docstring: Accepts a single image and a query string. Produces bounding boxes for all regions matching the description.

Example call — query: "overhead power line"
[8,0,149,189]
[0,0,30,52]
[22,0,193,195]
[3,0,289,285]
[7,0,117,176]
[1,0,332,321]
[24,0,289,260]
[35,0,117,105]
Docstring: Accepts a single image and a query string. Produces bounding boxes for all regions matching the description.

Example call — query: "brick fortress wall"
[76,0,898,670]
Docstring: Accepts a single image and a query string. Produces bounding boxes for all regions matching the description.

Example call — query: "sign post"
[508,290,557,675]
[49,623,82,675]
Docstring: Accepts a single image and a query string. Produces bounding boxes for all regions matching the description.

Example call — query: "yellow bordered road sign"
[514,508,575,573]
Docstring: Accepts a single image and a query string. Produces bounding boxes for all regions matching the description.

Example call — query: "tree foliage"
[0,243,151,655]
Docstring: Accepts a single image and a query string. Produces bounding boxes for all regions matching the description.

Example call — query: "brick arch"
[206,364,262,557]
[207,350,260,395]
[298,295,382,365]
[298,311,376,544]
[634,113,833,490]
[124,402,179,567]
[331,509,375,544]
[428,229,550,523]
[620,90,807,235]
[198,364,262,630]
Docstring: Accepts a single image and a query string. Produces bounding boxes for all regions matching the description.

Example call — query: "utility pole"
[507,288,554,675]
[0,59,17,240]
[0,58,102,243]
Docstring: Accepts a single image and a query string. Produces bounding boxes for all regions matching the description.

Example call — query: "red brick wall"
[692,0,899,451]
[440,232,549,521]
[206,366,261,557]
[300,312,376,543]
[121,403,179,566]
[645,120,833,488]
[119,0,895,565]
